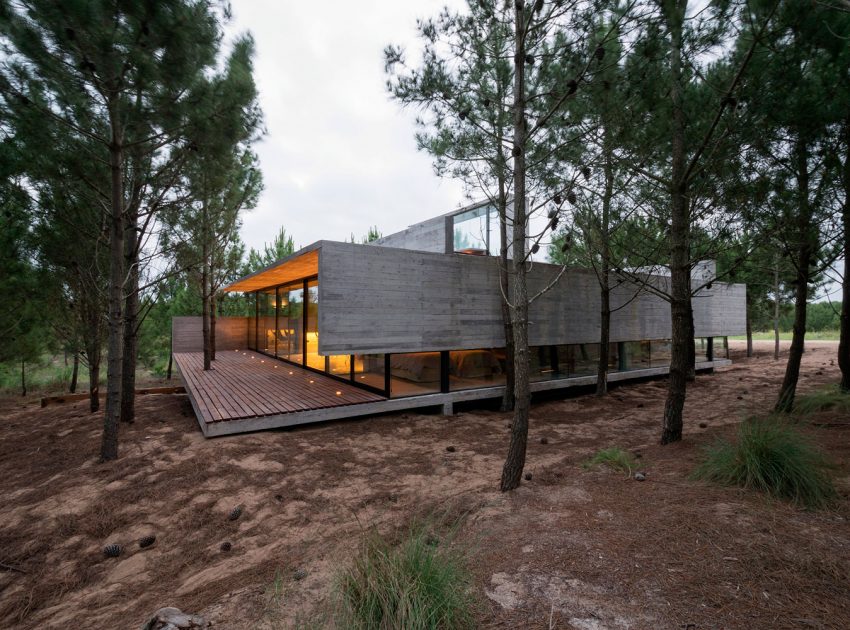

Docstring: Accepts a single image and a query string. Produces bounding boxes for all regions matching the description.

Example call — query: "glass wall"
[452,205,499,255]
[650,339,672,367]
[258,288,276,355]
[695,337,710,363]
[277,283,304,363]
[714,336,729,359]
[449,348,505,390]
[622,341,651,371]
[305,280,322,369]
[328,354,351,377]
[243,273,730,399]
[390,352,442,397]
[353,354,385,390]
[530,346,559,382]
[556,343,597,376]
[247,293,257,349]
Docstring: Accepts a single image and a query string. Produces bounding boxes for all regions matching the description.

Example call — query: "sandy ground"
[0,340,848,629]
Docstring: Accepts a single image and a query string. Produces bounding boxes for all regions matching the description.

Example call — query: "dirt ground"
[0,340,848,629]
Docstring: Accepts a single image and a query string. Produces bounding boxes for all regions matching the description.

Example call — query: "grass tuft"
[337,520,476,630]
[794,385,850,416]
[692,417,837,510]
[582,447,638,474]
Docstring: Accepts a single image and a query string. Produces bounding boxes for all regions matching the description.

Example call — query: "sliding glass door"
[305,279,322,369]
[277,283,304,364]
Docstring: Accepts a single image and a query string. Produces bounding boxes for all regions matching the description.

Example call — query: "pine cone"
[139,535,156,549]
[228,506,243,521]
[103,543,122,558]
[220,541,232,552]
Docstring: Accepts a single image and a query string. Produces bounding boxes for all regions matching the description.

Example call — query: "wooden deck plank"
[173,350,385,425]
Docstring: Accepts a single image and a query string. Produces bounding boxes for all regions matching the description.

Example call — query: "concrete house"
[172,201,747,436]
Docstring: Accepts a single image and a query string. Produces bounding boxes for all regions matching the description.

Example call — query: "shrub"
[794,385,850,416]
[337,522,475,630]
[582,447,638,474]
[692,417,837,510]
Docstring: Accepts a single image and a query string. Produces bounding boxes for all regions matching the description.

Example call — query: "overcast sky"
[226,0,468,253]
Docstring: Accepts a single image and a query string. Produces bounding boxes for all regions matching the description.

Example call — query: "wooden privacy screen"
[171,316,249,353]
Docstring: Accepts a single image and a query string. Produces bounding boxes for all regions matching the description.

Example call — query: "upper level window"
[452,205,499,256]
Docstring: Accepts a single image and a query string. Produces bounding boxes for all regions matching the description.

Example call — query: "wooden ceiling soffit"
[223,249,319,292]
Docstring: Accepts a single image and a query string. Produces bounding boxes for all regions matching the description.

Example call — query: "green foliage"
[0,355,84,394]
[794,386,850,416]
[692,418,837,510]
[363,226,382,243]
[337,522,476,630]
[582,447,638,474]
[244,227,296,274]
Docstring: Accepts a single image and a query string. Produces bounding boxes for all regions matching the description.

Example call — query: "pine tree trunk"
[501,6,529,492]
[661,1,689,445]
[120,208,139,424]
[202,201,211,371]
[20,359,26,397]
[745,302,753,358]
[498,181,515,412]
[89,360,100,413]
[87,311,102,413]
[101,109,125,462]
[776,140,813,413]
[596,135,614,396]
[685,300,696,381]
[838,120,850,392]
[597,280,611,396]
[774,260,781,360]
[210,291,217,362]
[70,352,79,393]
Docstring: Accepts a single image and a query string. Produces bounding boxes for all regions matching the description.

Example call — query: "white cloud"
[225,0,467,252]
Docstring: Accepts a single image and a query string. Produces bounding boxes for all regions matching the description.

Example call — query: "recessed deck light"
[335,391,342,396]
[309,380,314,384]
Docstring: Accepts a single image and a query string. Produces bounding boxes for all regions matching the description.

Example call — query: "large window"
[622,341,651,371]
[353,354,385,390]
[714,336,729,359]
[328,354,351,377]
[258,288,276,355]
[452,205,499,255]
[390,352,442,397]
[449,348,505,390]
[530,346,559,382]
[557,343,602,376]
[695,337,710,363]
[278,283,304,363]
[247,293,257,349]
[650,339,672,367]
[305,280,321,369]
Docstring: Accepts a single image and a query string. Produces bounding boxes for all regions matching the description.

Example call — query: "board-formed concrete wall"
[172,316,248,353]
[317,241,746,355]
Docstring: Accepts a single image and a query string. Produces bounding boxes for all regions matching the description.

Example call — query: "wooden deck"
[175,349,731,437]
[173,350,385,430]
